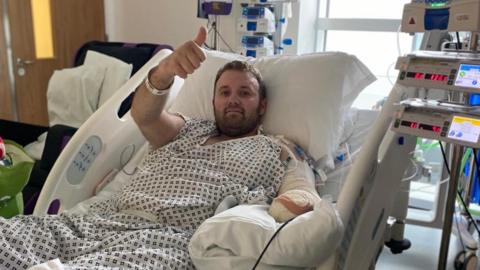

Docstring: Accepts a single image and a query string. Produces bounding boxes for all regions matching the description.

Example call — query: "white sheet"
[318,109,380,202]
[28,259,65,270]
[188,201,343,270]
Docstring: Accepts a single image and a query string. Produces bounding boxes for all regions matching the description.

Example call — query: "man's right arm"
[131,27,207,150]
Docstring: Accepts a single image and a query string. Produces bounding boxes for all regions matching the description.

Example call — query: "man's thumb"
[193,26,207,46]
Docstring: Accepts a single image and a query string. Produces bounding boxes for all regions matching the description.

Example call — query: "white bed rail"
[33,49,184,215]
[318,84,416,270]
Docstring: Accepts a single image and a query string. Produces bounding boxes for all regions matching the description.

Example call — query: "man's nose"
[227,94,240,105]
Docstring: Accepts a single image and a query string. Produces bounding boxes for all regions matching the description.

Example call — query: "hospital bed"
[29,48,407,270]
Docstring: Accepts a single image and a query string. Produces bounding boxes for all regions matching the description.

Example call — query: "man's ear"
[259,99,267,116]
[212,88,217,107]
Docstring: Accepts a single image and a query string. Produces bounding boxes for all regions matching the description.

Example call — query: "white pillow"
[188,201,344,269]
[83,50,133,107]
[168,50,375,161]
[169,50,249,120]
[47,65,105,128]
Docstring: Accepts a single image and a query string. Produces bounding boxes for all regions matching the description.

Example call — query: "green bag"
[0,140,34,218]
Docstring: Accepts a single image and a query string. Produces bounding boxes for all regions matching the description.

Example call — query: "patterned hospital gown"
[0,118,286,269]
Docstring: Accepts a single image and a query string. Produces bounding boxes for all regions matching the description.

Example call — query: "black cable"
[439,142,451,175]
[438,141,450,176]
[251,217,294,270]
[439,142,467,251]
[439,142,480,236]
[468,149,480,234]
[207,27,214,35]
[206,17,215,49]
[203,43,213,50]
[205,14,235,52]
[456,32,462,50]
[215,29,235,53]
[460,149,480,235]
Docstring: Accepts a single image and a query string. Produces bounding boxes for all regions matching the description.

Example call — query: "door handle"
[16,58,35,66]
[16,58,35,76]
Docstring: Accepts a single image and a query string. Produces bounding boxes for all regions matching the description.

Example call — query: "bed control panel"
[392,98,480,148]
[66,136,102,185]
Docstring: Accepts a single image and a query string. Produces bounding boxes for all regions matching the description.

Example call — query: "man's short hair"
[214,60,266,100]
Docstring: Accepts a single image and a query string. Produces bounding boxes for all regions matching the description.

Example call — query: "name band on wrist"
[144,68,172,96]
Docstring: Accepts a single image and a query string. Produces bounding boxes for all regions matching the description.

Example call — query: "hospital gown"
[0,118,286,269]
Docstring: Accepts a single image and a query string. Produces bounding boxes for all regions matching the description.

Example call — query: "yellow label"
[452,116,480,127]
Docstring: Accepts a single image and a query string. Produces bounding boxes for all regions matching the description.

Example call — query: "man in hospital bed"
[0,27,321,269]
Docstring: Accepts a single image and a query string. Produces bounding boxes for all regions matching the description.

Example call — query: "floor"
[376,224,474,270]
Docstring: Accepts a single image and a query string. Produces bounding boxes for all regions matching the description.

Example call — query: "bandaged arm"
[269,138,322,222]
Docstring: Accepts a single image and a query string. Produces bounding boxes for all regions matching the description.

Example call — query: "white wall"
[104,0,317,55]
[104,0,207,47]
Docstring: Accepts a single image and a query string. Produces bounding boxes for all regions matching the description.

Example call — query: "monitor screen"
[455,64,480,89]
[447,115,480,143]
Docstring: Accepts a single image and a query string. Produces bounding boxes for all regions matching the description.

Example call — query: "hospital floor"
[376,224,473,270]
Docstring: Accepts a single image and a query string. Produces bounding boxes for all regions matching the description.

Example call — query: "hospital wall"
[103,0,317,55]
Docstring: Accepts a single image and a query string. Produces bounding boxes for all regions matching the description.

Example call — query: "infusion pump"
[393,51,480,147]
[396,51,480,93]
[402,0,480,32]
[392,99,480,148]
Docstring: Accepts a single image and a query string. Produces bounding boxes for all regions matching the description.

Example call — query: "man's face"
[213,70,266,137]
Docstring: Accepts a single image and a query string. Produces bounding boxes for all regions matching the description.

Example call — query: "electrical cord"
[206,16,235,52]
[404,177,450,193]
[206,17,216,49]
[386,61,396,86]
[216,30,235,53]
[212,22,235,53]
[439,142,480,236]
[439,142,467,252]
[470,149,480,232]
[460,149,480,234]
[251,217,295,270]
[401,158,420,182]
[385,24,403,87]
[456,32,462,50]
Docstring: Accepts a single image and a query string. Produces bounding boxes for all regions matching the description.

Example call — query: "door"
[0,2,13,121]
[3,0,105,126]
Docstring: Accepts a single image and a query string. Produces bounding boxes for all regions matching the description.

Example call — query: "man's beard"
[214,107,262,137]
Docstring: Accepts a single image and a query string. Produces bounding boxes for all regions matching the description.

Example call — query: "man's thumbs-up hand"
[149,26,208,90]
[193,26,207,47]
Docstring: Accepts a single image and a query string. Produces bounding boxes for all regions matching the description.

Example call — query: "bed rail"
[33,49,184,215]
